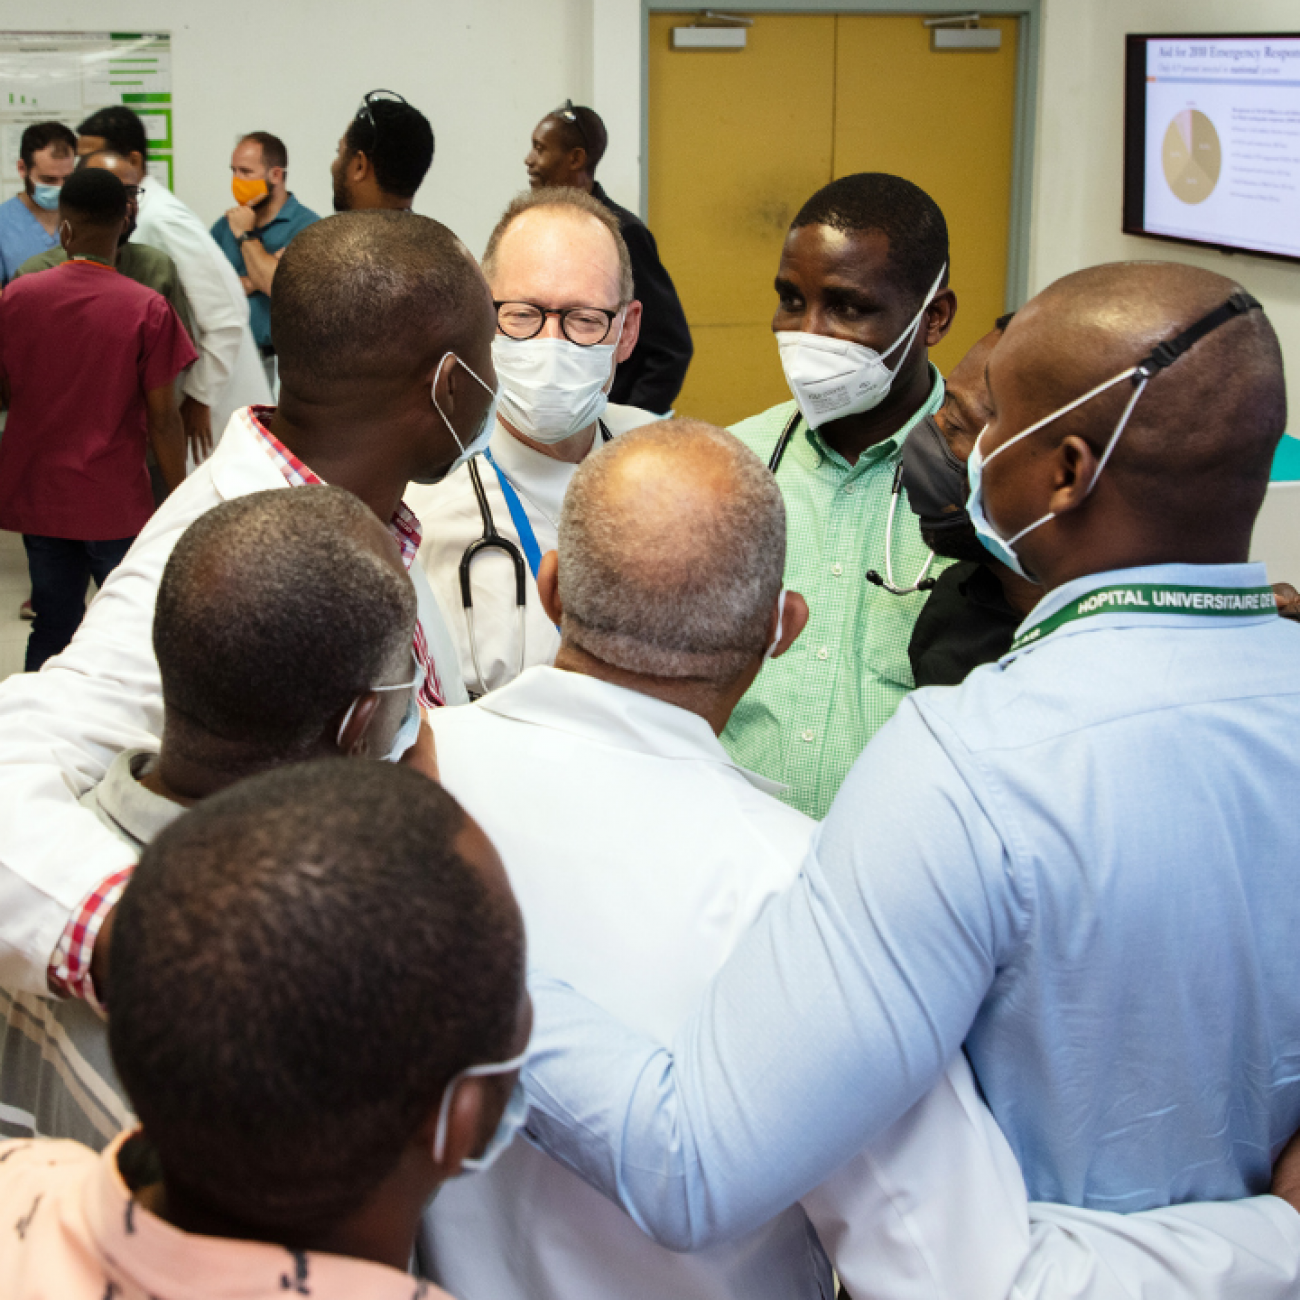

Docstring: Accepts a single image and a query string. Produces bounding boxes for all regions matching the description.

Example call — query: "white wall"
[27,0,609,259]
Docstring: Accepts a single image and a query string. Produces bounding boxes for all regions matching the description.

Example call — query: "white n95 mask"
[777,263,947,430]
[492,329,620,445]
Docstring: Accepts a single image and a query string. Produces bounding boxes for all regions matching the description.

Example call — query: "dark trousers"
[22,534,134,671]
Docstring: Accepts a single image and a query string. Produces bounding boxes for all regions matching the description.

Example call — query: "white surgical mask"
[966,367,1148,581]
[493,323,621,445]
[429,352,498,479]
[776,263,946,429]
[336,653,423,761]
[432,1049,531,1175]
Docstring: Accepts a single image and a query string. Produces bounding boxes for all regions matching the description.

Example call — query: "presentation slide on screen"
[0,31,173,201]
[1144,36,1300,259]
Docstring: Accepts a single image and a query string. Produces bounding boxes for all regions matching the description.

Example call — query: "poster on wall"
[0,31,172,202]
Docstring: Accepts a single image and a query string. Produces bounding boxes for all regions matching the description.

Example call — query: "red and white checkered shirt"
[49,406,446,1005]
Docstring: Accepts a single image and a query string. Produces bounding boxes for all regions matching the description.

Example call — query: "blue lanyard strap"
[483,448,544,581]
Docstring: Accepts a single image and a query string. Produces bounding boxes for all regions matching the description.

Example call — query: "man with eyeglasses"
[331,90,434,212]
[525,101,692,415]
[409,186,655,698]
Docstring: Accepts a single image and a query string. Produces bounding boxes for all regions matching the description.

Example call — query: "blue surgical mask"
[429,351,498,480]
[31,182,61,211]
[966,365,1149,580]
[432,1049,531,1175]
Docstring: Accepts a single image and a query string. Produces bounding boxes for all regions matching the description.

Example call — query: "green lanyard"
[1010,582,1278,654]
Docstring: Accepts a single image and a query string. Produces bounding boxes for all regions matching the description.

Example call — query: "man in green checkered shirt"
[723,174,958,819]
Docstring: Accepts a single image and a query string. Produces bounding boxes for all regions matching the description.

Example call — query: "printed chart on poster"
[1138,35,1300,259]
[0,31,172,203]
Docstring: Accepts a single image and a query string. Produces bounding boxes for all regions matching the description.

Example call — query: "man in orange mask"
[211,132,318,389]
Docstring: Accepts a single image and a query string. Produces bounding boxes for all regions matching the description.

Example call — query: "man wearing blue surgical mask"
[0,485,435,1150]
[0,121,76,285]
[522,262,1300,1293]
[409,187,656,699]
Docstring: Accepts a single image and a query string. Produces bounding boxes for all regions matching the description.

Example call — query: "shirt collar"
[476,666,791,797]
[245,406,424,567]
[794,362,945,476]
[1003,560,1277,661]
[489,419,583,522]
[260,193,301,229]
[82,1132,440,1300]
[93,750,183,846]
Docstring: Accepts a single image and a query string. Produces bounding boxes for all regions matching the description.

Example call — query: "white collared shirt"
[423,665,831,1300]
[0,408,466,997]
[133,176,270,430]
[409,404,656,698]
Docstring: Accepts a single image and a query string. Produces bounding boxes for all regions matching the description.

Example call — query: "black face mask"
[900,414,973,548]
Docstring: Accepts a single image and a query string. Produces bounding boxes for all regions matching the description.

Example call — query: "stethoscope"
[768,411,936,597]
[459,421,613,696]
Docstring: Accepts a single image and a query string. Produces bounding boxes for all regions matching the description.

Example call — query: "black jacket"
[592,182,693,414]
[908,561,1022,688]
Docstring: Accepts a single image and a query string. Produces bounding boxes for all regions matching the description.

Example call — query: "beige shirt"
[0,1133,451,1299]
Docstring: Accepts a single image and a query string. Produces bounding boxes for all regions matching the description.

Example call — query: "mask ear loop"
[877,262,949,368]
[764,589,789,660]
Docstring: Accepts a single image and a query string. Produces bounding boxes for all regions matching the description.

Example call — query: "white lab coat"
[408,403,656,697]
[132,176,270,439]
[0,409,466,994]
[424,668,1300,1300]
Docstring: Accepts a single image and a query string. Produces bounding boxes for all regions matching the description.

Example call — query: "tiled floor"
[0,530,30,683]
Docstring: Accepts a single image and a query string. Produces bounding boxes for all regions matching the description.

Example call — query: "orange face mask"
[231,176,269,207]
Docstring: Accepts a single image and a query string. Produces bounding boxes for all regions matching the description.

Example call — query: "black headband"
[1133,290,1261,385]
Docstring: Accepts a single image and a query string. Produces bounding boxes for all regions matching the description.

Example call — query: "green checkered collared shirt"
[724,368,950,819]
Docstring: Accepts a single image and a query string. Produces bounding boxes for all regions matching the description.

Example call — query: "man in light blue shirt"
[0,122,75,285]
[522,261,1300,1257]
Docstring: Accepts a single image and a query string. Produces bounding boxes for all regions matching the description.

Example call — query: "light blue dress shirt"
[0,195,58,286]
[524,561,1300,1250]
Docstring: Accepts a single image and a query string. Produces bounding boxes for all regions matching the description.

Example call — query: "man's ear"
[127,152,147,180]
[1047,435,1100,519]
[269,166,286,189]
[537,551,562,625]
[417,1074,499,1180]
[335,692,382,757]
[922,288,957,348]
[615,301,642,364]
[348,149,371,184]
[768,591,809,659]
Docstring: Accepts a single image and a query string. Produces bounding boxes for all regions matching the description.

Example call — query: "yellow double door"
[649,11,1020,426]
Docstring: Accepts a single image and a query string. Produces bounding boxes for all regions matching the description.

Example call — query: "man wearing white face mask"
[409,187,655,698]
[722,173,958,819]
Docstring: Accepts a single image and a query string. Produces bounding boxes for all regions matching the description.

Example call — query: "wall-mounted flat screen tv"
[1124,33,1300,263]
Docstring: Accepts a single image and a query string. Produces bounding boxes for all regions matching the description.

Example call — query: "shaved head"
[984,261,1284,573]
[271,212,491,400]
[558,420,786,680]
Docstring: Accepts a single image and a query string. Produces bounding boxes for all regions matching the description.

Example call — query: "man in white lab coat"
[76,106,269,461]
[0,211,489,1014]
[409,186,655,698]
[420,419,1300,1300]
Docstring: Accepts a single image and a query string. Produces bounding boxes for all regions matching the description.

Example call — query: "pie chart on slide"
[1162,109,1221,204]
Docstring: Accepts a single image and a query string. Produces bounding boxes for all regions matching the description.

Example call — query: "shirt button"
[831,563,844,576]
[817,647,829,660]
[801,729,815,743]
[843,484,855,495]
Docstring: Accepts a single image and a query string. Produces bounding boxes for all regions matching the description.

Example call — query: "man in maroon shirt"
[0,168,195,670]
